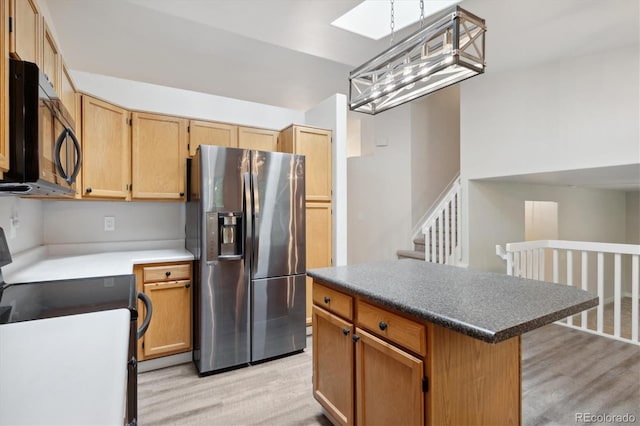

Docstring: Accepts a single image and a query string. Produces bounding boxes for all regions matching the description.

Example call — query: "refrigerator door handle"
[243,172,252,263]
[252,172,260,274]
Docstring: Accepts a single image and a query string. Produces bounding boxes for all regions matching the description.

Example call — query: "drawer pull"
[323,296,331,304]
[342,328,350,336]
[185,283,191,289]
[352,334,360,343]
[379,321,388,331]
[165,271,171,277]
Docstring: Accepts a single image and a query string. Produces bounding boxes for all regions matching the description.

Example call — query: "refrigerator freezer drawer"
[251,274,306,362]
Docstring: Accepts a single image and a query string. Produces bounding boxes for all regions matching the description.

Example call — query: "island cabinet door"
[354,328,424,426]
[312,306,354,426]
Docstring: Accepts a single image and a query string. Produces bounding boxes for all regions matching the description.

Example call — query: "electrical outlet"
[104,216,116,232]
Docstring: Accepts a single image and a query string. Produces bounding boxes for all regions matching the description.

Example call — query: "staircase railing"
[420,177,461,264]
[497,240,640,346]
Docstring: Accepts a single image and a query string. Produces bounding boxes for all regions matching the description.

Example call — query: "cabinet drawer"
[312,282,353,321]
[357,300,426,356]
[143,263,191,283]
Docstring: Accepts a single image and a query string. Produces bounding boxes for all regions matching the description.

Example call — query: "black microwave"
[0,59,81,196]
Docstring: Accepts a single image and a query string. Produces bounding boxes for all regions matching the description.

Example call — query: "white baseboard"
[138,351,192,373]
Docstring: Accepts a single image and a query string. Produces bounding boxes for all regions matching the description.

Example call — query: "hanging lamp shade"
[349,5,486,115]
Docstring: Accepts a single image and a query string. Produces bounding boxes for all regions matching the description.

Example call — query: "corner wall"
[0,198,43,255]
[461,45,640,268]
[410,87,460,226]
[467,181,628,273]
[461,45,639,181]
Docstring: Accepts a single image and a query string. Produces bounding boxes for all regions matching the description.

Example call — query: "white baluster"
[506,251,513,276]
[539,248,545,281]
[552,249,559,283]
[438,212,444,264]
[632,255,639,342]
[456,190,461,260]
[514,251,521,277]
[581,251,588,329]
[431,226,436,263]
[597,252,604,333]
[614,253,621,338]
[532,249,539,280]
[444,201,450,264]
[527,250,532,278]
[567,250,573,326]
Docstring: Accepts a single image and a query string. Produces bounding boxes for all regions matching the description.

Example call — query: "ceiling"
[42,0,639,191]
[42,0,639,112]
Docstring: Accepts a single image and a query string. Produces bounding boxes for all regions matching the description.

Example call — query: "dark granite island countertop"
[307,258,598,344]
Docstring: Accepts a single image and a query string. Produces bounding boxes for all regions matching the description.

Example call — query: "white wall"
[467,181,628,273]
[410,87,460,226]
[460,45,640,268]
[71,71,303,130]
[626,191,640,244]
[304,94,348,266]
[348,103,413,264]
[0,198,43,255]
[43,201,183,245]
[461,46,640,181]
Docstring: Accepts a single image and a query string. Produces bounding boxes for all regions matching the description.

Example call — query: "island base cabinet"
[312,306,354,426]
[427,324,521,426]
[355,328,424,426]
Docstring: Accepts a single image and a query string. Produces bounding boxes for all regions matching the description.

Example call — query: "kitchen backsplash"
[43,201,184,245]
[0,197,185,255]
[0,197,44,255]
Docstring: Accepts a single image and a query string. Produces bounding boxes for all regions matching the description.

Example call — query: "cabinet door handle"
[342,328,350,336]
[165,271,171,277]
[379,321,388,331]
[86,187,92,193]
[185,282,191,289]
[179,192,185,197]
[352,334,360,343]
[323,296,331,304]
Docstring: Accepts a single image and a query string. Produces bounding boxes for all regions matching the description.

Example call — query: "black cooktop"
[0,274,137,324]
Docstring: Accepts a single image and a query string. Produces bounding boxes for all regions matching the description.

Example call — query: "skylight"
[331,0,462,40]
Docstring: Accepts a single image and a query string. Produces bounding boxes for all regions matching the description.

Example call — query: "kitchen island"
[307,259,598,426]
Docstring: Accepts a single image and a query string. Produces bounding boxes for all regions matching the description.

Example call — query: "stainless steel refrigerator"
[186,145,306,375]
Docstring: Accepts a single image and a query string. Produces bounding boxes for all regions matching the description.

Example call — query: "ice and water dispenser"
[206,212,243,261]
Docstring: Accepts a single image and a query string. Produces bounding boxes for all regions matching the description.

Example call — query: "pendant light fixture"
[349,2,486,115]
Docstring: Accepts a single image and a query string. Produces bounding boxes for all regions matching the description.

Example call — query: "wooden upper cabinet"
[238,126,278,151]
[280,125,332,202]
[41,18,60,92]
[9,0,40,65]
[60,62,76,122]
[131,112,188,200]
[189,120,237,156]
[81,95,131,199]
[0,0,9,174]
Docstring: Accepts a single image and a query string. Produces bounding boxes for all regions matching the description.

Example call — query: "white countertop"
[4,244,194,283]
[0,309,131,426]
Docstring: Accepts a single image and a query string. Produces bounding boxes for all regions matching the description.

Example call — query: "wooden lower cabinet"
[312,279,521,426]
[135,262,193,361]
[355,328,424,426]
[312,306,354,425]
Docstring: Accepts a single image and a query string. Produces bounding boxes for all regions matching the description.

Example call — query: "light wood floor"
[565,297,638,341]
[138,324,639,425]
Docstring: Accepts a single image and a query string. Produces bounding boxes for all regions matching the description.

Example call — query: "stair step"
[396,250,426,261]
